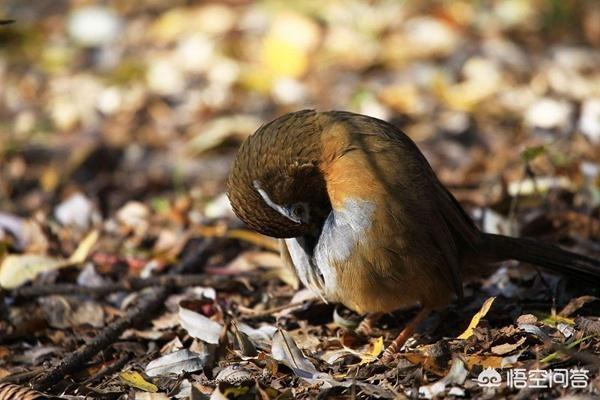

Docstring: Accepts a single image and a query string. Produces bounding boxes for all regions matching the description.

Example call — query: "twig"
[239,300,309,319]
[0,369,41,385]
[82,354,131,385]
[7,274,239,300]
[31,286,170,391]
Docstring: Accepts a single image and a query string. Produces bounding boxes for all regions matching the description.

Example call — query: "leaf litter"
[0,0,599,399]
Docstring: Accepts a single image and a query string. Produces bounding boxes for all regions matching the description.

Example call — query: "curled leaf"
[457,297,495,339]
[231,320,257,357]
[271,328,318,378]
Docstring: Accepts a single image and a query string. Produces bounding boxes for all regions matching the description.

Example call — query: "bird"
[227,110,600,362]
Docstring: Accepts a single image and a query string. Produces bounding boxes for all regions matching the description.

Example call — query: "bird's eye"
[289,203,307,221]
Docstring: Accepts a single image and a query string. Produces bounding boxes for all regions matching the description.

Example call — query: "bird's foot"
[380,308,429,363]
[380,328,412,363]
[355,313,382,337]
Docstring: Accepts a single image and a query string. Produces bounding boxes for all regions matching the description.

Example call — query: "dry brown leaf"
[403,352,447,376]
[559,296,598,317]
[464,351,522,369]
[491,336,526,355]
[271,328,318,377]
[576,316,600,335]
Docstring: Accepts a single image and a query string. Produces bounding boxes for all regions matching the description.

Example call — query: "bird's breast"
[284,198,376,303]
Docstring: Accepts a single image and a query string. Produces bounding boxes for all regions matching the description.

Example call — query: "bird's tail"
[478,233,600,282]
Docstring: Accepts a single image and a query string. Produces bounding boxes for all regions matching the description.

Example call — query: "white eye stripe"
[252,180,301,223]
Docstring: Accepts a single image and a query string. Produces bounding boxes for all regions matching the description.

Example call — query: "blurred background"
[1,0,600,240]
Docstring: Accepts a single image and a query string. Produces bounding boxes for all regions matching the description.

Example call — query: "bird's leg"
[355,313,382,336]
[380,308,429,363]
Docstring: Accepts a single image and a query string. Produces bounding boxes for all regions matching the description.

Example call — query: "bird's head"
[227,110,332,239]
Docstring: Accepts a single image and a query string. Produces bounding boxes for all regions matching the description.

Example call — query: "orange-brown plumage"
[227,110,600,359]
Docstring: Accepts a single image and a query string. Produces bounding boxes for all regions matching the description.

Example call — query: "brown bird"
[227,110,600,361]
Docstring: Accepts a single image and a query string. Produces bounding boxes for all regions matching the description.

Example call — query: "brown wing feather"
[321,111,474,300]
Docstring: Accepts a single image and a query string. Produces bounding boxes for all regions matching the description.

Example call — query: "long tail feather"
[479,233,600,282]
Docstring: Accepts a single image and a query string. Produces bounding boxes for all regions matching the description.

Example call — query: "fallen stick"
[7,274,241,300]
[82,354,131,385]
[31,286,170,391]
[238,300,311,319]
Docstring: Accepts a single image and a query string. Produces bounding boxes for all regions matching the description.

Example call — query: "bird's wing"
[321,111,475,299]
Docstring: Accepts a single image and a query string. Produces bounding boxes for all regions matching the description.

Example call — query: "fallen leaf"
[321,335,384,366]
[464,351,522,369]
[559,296,598,317]
[0,254,66,289]
[540,314,575,327]
[210,382,252,400]
[215,365,254,385]
[518,323,550,340]
[516,314,538,325]
[178,305,223,344]
[68,229,99,263]
[418,357,467,399]
[271,328,318,377]
[237,323,276,349]
[134,393,170,400]
[70,300,105,327]
[576,316,600,335]
[402,344,450,376]
[120,371,158,392]
[12,345,61,364]
[491,336,526,355]
[231,320,257,357]
[145,349,205,377]
[0,228,99,288]
[359,336,384,365]
[457,297,496,339]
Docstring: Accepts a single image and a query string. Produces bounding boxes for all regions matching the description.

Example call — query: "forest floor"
[1,1,600,398]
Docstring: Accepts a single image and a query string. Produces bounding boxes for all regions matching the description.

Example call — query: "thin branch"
[7,274,242,300]
[31,286,170,391]
[238,300,311,319]
[82,354,132,385]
